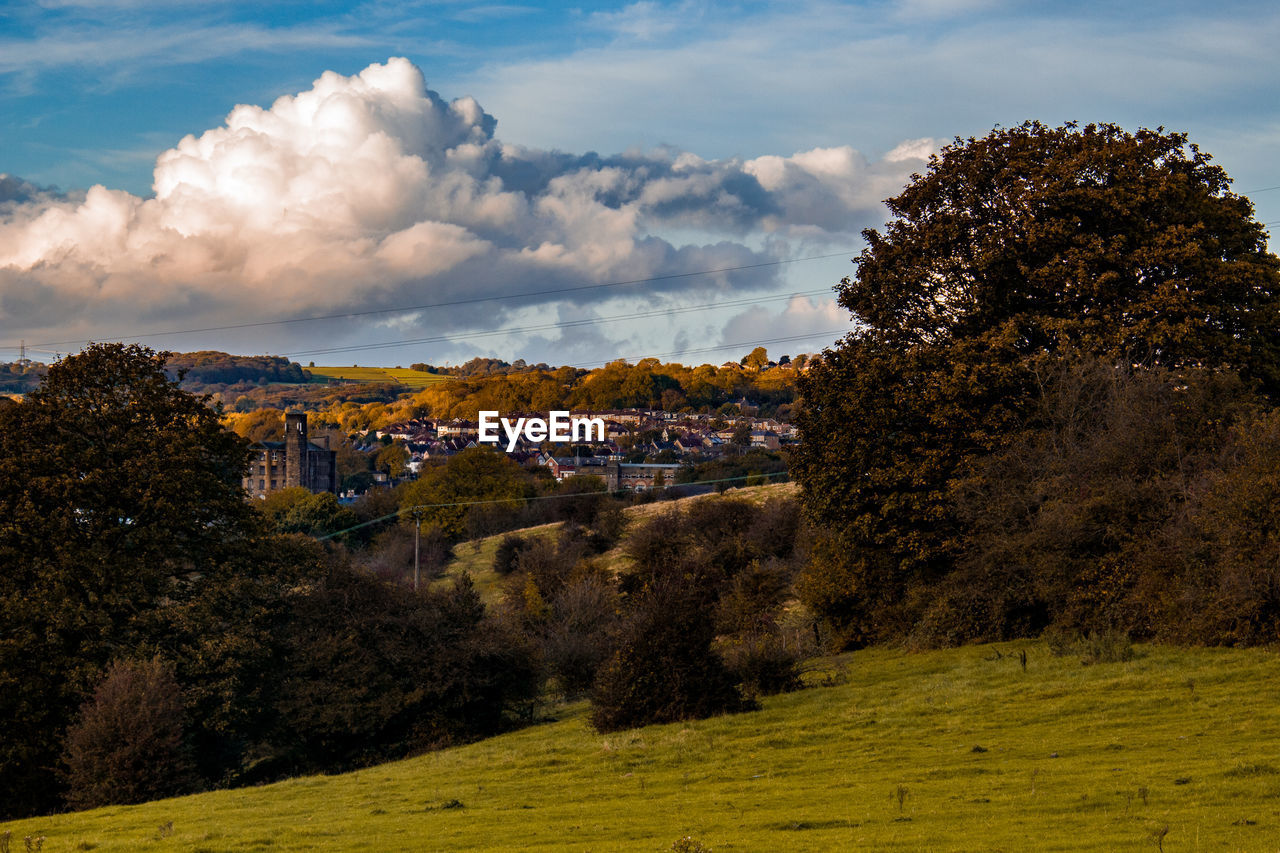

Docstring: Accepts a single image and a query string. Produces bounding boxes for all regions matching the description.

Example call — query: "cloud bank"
[1,58,929,359]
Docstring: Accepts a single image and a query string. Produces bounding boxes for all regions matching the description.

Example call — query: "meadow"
[307,366,450,389]
[5,640,1278,852]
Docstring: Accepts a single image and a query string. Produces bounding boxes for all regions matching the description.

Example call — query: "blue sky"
[2,0,1278,365]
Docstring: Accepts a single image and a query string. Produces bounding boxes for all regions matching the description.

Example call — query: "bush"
[541,573,619,697]
[492,534,528,576]
[593,504,628,545]
[264,565,539,776]
[715,559,794,635]
[745,497,801,559]
[716,633,802,697]
[624,508,690,573]
[62,658,196,810]
[552,475,608,526]
[589,586,755,733]
[361,522,452,584]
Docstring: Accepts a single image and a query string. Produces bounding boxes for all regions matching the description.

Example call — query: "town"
[242,406,796,499]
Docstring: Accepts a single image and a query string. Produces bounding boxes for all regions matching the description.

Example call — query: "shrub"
[361,522,452,584]
[515,536,573,591]
[492,534,527,576]
[715,559,794,635]
[593,504,628,545]
[552,475,608,526]
[745,497,801,559]
[63,658,196,810]
[589,586,755,733]
[541,573,619,697]
[624,508,690,573]
[716,633,802,697]
[265,565,539,776]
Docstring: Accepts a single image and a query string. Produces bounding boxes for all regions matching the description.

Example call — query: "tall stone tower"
[284,411,308,489]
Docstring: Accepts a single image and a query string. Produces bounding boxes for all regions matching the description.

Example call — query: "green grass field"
[6,640,1279,852]
[307,366,450,389]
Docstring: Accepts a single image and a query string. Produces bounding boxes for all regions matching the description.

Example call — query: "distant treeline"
[166,351,311,388]
[411,357,553,378]
[0,360,46,392]
[407,356,803,423]
[221,352,806,439]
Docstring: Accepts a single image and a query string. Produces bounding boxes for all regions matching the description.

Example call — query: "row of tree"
[166,351,311,389]
[218,354,803,441]
[0,359,45,392]
[0,342,798,819]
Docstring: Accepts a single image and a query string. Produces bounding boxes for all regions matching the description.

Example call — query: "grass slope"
[437,482,799,605]
[7,641,1279,851]
[308,366,450,388]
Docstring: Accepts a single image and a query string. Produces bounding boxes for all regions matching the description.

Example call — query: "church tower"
[284,411,308,489]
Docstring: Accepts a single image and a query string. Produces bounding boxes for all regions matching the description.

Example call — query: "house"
[437,419,478,438]
[616,462,682,491]
[750,430,782,450]
[541,456,682,491]
[243,412,338,498]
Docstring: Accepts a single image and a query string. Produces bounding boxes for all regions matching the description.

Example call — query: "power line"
[280,288,833,359]
[317,470,791,540]
[22,250,857,350]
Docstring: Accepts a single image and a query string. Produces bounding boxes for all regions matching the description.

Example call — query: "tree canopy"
[841,121,1279,380]
[793,122,1280,646]
[398,446,533,539]
[0,343,257,815]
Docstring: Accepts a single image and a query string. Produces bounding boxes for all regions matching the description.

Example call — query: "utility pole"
[410,507,423,591]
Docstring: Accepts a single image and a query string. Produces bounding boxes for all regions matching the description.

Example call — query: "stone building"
[243,411,338,499]
[545,456,683,492]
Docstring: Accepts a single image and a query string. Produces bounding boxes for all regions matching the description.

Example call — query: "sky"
[2,0,1278,368]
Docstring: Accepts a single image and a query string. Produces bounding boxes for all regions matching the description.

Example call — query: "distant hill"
[308,366,451,389]
[0,361,45,393]
[166,351,310,388]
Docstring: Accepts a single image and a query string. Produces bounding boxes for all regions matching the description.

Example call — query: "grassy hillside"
[6,640,1279,851]
[308,366,450,389]
[437,482,800,605]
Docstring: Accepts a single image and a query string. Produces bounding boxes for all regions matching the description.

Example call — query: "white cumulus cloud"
[0,57,929,358]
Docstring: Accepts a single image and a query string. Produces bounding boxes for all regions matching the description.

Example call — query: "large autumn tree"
[0,343,257,817]
[793,122,1280,645]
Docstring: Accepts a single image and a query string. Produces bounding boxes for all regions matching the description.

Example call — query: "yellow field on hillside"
[308,366,449,388]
